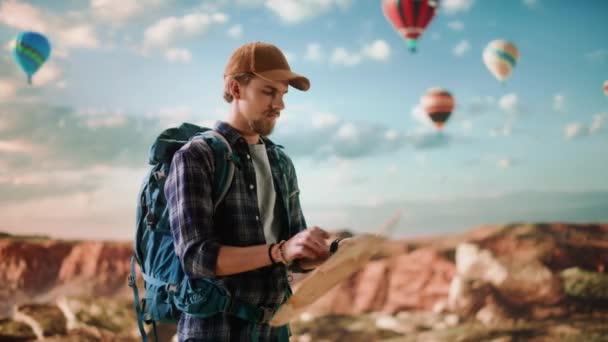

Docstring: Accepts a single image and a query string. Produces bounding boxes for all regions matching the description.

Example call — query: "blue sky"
[0,0,607,240]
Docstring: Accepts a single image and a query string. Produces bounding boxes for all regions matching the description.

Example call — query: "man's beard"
[248,114,277,136]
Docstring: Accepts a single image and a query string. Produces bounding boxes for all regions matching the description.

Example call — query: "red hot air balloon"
[382,0,439,53]
[604,80,608,96]
[421,87,455,130]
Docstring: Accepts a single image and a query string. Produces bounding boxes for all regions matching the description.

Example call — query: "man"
[165,42,330,341]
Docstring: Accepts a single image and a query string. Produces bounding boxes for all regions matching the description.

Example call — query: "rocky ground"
[1,223,608,341]
[1,299,608,341]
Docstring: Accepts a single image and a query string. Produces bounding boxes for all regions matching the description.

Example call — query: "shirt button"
[246,154,251,159]
[249,184,254,190]
[255,215,259,221]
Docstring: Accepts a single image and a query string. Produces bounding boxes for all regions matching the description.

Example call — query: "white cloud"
[83,112,127,129]
[33,62,62,86]
[305,43,322,62]
[362,40,391,61]
[143,13,228,49]
[453,39,470,57]
[585,49,608,62]
[145,106,199,127]
[523,0,538,8]
[336,122,359,141]
[312,112,339,129]
[0,0,47,32]
[91,0,140,23]
[330,47,362,67]
[283,51,296,64]
[447,21,464,31]
[461,120,473,133]
[0,79,17,101]
[590,113,608,135]
[165,48,192,63]
[58,25,100,49]
[497,158,511,169]
[489,126,511,138]
[0,1,100,54]
[499,93,518,113]
[385,129,399,141]
[330,40,390,67]
[553,93,565,112]
[564,123,584,140]
[265,0,351,24]
[411,104,435,128]
[3,38,16,52]
[227,24,243,38]
[0,139,38,154]
[386,164,398,176]
[442,0,475,14]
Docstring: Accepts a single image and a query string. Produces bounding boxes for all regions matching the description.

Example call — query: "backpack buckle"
[128,274,136,287]
[153,170,166,181]
[259,306,275,323]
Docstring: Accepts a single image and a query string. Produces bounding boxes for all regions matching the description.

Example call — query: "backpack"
[128,123,293,342]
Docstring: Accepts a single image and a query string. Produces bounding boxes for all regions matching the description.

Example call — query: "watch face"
[330,239,341,254]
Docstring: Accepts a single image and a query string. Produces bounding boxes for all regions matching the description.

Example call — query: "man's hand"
[281,226,330,263]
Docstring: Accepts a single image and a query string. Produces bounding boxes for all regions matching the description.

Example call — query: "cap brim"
[254,69,310,91]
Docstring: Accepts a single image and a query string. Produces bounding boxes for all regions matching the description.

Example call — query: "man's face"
[238,77,288,137]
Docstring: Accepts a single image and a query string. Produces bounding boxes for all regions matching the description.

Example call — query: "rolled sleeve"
[287,161,307,235]
[164,139,219,278]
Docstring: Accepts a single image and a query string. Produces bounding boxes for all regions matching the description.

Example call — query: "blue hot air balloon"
[12,31,51,85]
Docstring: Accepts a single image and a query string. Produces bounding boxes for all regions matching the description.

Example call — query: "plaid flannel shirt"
[165,121,307,341]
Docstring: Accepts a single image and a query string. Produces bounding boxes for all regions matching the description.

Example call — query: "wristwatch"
[329,238,342,255]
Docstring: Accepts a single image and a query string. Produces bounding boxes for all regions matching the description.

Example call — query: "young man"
[165,42,330,341]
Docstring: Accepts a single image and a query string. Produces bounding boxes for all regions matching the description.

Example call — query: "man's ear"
[230,80,241,100]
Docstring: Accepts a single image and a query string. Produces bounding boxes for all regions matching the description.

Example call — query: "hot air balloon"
[421,87,455,130]
[483,39,518,83]
[12,31,51,85]
[382,0,439,53]
[604,80,608,96]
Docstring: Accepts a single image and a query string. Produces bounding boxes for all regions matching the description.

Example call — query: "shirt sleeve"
[164,139,220,278]
[286,157,307,237]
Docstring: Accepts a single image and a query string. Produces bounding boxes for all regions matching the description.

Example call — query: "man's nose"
[272,96,285,111]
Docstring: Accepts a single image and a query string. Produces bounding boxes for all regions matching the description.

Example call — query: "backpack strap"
[191,130,237,211]
[128,256,149,342]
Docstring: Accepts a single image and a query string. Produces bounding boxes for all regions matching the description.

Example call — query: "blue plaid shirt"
[165,121,307,341]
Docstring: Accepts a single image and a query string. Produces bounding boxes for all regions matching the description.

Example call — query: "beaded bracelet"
[267,243,277,264]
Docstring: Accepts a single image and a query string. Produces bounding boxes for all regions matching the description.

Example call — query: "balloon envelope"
[382,0,439,53]
[421,87,455,130]
[604,80,608,96]
[483,39,518,82]
[13,31,51,84]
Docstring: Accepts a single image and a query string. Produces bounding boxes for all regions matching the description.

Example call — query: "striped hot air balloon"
[12,31,51,85]
[483,40,519,83]
[604,80,608,96]
[381,0,439,53]
[421,87,455,130]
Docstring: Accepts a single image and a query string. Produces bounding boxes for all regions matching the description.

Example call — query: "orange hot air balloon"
[421,87,455,129]
[604,80,608,96]
[382,0,439,53]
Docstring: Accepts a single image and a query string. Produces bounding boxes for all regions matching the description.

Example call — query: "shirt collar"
[213,121,246,147]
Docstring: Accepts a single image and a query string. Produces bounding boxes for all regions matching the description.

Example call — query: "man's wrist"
[278,240,289,264]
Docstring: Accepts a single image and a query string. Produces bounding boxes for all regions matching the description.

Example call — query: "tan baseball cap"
[224,42,310,91]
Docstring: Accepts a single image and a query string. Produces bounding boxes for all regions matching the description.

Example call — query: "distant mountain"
[306,190,608,237]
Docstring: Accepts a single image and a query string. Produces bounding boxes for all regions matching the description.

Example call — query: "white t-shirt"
[248,142,281,243]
